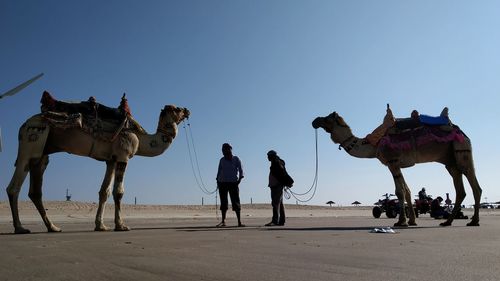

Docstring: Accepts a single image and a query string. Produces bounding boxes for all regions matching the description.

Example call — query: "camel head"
[160,105,190,124]
[312,112,342,132]
[157,105,190,136]
[312,112,353,144]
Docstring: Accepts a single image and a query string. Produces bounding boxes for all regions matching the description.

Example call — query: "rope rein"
[183,120,218,195]
[284,129,319,203]
[184,120,319,206]
[183,119,219,219]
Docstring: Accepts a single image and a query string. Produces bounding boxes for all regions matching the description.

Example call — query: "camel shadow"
[0,223,467,235]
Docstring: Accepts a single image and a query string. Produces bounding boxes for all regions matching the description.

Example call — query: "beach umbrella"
[351,201,361,206]
[326,200,335,207]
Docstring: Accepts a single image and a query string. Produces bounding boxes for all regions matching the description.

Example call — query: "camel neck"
[135,123,177,157]
[336,134,377,159]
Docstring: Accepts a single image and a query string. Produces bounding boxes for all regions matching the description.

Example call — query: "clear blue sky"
[1,0,499,207]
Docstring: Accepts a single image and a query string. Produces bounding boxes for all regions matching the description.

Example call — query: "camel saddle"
[366,106,454,146]
[40,91,143,141]
[389,108,451,134]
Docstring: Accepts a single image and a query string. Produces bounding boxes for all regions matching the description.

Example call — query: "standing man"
[266,150,293,226]
[216,143,245,227]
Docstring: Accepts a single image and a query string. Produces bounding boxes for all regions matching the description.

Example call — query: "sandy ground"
[1,201,499,281]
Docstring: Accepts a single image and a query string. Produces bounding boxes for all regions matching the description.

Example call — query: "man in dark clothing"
[418,187,427,201]
[216,143,245,227]
[430,196,449,219]
[265,150,293,226]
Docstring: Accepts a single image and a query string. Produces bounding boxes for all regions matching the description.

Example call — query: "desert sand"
[1,201,499,281]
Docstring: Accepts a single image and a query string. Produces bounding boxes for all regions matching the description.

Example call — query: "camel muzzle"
[312,117,323,129]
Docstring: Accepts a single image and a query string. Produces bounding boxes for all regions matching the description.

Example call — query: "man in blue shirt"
[216,143,244,227]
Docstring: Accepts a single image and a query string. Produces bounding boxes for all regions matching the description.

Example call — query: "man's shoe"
[277,222,285,226]
[216,222,226,228]
[265,222,278,226]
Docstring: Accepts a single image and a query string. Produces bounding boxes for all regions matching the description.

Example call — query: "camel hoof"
[94,225,111,232]
[466,221,480,227]
[14,227,31,234]
[48,225,62,232]
[394,222,409,227]
[440,221,452,227]
[114,225,131,231]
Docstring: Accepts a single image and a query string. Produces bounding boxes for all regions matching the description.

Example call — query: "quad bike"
[372,193,411,218]
[413,195,433,218]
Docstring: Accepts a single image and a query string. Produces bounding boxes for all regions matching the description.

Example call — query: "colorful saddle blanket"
[378,125,465,151]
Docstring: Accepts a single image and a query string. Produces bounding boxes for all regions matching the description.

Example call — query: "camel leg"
[28,156,61,232]
[94,161,116,231]
[441,165,467,227]
[452,141,482,226]
[113,161,130,231]
[402,182,417,226]
[6,162,30,234]
[388,165,409,227]
[464,171,481,226]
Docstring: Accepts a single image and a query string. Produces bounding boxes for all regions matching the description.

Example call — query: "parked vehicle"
[372,193,410,218]
[413,195,433,218]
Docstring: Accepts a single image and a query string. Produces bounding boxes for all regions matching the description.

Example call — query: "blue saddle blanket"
[419,114,449,126]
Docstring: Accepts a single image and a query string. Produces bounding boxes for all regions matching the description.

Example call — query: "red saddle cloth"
[378,126,465,151]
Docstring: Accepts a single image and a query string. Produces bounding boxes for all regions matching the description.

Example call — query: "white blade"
[0,73,44,100]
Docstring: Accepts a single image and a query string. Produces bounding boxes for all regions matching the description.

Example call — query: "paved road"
[1,215,499,281]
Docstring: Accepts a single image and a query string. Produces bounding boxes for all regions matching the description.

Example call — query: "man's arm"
[236,157,244,183]
[270,159,287,183]
[216,159,222,184]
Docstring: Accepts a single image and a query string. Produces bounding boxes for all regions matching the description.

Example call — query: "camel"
[6,97,189,234]
[312,108,482,227]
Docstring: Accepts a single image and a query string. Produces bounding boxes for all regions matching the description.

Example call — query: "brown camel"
[312,109,482,227]
[6,103,189,234]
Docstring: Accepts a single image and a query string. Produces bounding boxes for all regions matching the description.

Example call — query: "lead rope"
[284,129,319,203]
[182,120,219,219]
[183,120,217,195]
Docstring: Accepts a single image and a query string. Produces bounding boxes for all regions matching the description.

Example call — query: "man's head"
[222,143,233,158]
[267,150,277,161]
[422,187,426,192]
